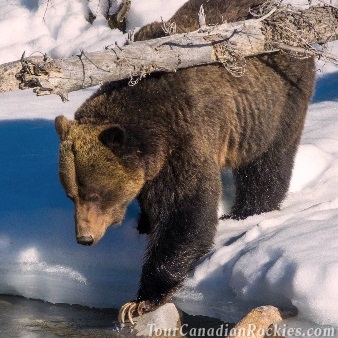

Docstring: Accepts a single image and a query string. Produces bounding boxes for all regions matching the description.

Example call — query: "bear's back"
[75,0,315,168]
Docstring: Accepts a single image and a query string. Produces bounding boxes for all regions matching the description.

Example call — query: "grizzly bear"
[55,0,315,322]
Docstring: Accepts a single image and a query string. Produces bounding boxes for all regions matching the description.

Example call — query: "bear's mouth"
[76,235,94,246]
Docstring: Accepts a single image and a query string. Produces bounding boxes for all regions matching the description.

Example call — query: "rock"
[120,303,183,337]
[229,305,283,338]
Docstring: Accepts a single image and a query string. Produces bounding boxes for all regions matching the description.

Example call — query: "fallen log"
[1,3,338,100]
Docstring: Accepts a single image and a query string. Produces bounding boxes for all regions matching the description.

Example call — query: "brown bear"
[55,0,315,322]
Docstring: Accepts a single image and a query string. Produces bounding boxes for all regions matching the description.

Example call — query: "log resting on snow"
[2,5,338,100]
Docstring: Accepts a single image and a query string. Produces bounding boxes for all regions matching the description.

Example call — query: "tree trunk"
[1,4,338,100]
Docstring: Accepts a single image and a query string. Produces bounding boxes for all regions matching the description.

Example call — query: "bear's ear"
[99,125,125,150]
[55,115,72,140]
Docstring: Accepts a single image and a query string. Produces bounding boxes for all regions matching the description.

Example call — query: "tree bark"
[1,4,338,100]
[0,56,43,93]
[0,60,28,93]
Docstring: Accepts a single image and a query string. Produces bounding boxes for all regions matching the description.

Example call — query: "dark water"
[0,295,228,338]
[0,294,120,337]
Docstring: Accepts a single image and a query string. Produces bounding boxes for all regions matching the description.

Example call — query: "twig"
[317,0,338,9]
[126,29,135,44]
[116,0,131,23]
[255,7,278,22]
[198,5,207,31]
[42,0,52,22]
[274,42,338,63]
[77,50,86,88]
[161,17,177,35]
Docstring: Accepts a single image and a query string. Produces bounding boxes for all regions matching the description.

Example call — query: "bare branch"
[161,17,177,35]
[126,29,135,45]
[255,7,278,22]
[198,5,207,31]
[116,0,131,23]
[42,0,52,23]
[274,42,338,64]
[317,0,338,9]
[108,0,131,32]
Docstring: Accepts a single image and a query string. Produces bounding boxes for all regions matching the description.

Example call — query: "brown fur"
[56,118,145,243]
[55,0,315,312]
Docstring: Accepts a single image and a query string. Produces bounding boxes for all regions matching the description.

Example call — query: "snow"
[0,0,188,65]
[1,0,338,333]
[174,98,338,327]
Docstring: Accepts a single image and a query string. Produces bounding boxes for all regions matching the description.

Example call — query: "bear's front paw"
[118,300,158,325]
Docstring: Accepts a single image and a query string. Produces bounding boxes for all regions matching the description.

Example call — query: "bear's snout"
[76,235,94,246]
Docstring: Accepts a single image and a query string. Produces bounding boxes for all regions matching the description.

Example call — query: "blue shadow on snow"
[312,71,338,103]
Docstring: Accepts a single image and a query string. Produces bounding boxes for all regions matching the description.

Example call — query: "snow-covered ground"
[2,0,338,334]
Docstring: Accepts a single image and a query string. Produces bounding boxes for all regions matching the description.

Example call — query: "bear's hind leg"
[223,142,299,220]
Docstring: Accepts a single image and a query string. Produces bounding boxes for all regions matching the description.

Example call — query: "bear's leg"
[225,141,299,220]
[119,159,221,321]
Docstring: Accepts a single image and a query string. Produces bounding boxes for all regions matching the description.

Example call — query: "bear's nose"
[77,235,94,246]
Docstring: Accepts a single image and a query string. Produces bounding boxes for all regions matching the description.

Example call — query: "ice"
[1,0,338,331]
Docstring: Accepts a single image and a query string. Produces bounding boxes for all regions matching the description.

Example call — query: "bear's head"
[55,116,146,246]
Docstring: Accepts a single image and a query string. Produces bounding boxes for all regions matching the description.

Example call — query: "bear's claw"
[118,302,136,324]
[118,300,154,325]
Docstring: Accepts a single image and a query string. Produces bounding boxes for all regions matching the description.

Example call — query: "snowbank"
[175,96,338,326]
[0,0,187,65]
[1,0,338,331]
